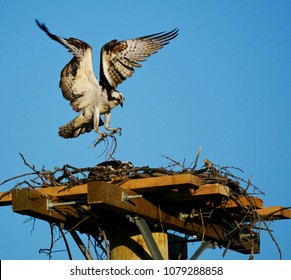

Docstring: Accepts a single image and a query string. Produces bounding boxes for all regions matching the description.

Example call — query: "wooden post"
[106,215,168,260]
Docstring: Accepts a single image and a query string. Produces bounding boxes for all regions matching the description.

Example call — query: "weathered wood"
[32,183,88,199]
[87,181,257,253]
[256,206,291,219]
[120,173,202,192]
[111,232,168,260]
[0,184,88,206]
[12,188,81,223]
[163,183,229,201]
[88,181,185,226]
[222,196,264,209]
[0,192,12,206]
[1,174,290,257]
[107,216,168,260]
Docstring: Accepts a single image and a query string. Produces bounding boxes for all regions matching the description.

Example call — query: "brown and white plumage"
[36,20,178,140]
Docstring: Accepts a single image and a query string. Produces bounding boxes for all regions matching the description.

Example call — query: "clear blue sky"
[0,0,290,260]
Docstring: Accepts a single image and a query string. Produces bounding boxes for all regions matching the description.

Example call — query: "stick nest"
[0,152,283,260]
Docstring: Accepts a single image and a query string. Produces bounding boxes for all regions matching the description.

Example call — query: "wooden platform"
[1,173,290,257]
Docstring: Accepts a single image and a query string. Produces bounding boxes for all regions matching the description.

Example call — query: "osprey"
[36,20,178,141]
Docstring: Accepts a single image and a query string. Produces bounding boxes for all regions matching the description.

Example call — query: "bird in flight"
[35,20,178,141]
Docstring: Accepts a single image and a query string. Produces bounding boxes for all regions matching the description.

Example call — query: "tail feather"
[58,116,93,139]
[58,116,104,139]
[58,120,75,138]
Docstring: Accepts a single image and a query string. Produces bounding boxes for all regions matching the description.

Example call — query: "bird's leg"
[93,107,107,141]
[92,109,122,148]
[104,112,122,136]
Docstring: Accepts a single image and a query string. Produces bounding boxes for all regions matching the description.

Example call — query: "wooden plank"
[0,175,201,206]
[120,174,202,192]
[256,206,291,219]
[0,192,12,206]
[87,181,257,254]
[223,196,264,209]
[1,174,201,205]
[88,181,180,224]
[0,184,88,206]
[163,183,229,201]
[12,188,82,223]
[195,183,229,196]
[36,184,88,199]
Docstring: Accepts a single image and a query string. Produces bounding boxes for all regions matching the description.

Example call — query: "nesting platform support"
[107,215,168,260]
[0,173,290,259]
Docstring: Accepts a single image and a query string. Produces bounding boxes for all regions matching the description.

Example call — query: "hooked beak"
[119,99,124,107]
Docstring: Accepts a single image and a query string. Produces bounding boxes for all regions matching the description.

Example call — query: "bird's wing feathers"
[35,20,100,112]
[36,19,178,111]
[100,28,179,89]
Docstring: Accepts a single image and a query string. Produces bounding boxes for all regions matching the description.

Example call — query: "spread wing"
[100,28,178,89]
[35,20,100,112]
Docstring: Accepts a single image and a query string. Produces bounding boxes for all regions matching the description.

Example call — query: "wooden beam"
[12,188,82,223]
[0,184,88,206]
[222,196,264,209]
[256,206,291,219]
[87,181,257,254]
[120,174,202,192]
[163,183,229,201]
[88,182,184,225]
[0,192,12,206]
[32,183,88,199]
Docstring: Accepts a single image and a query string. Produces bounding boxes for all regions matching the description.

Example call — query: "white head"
[109,91,124,108]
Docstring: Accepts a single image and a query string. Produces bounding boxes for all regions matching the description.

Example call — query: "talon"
[93,129,121,148]
[112,127,122,136]
[98,132,107,141]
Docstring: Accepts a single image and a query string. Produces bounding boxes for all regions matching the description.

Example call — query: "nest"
[0,152,283,260]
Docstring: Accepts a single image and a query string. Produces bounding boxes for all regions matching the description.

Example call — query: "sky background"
[0,0,290,260]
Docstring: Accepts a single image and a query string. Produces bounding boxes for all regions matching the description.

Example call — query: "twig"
[92,134,118,160]
[262,217,282,259]
[0,172,36,187]
[38,223,55,259]
[59,225,73,260]
[161,154,186,170]
[19,153,47,185]
[222,240,232,258]
[244,175,252,193]
[191,146,201,170]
